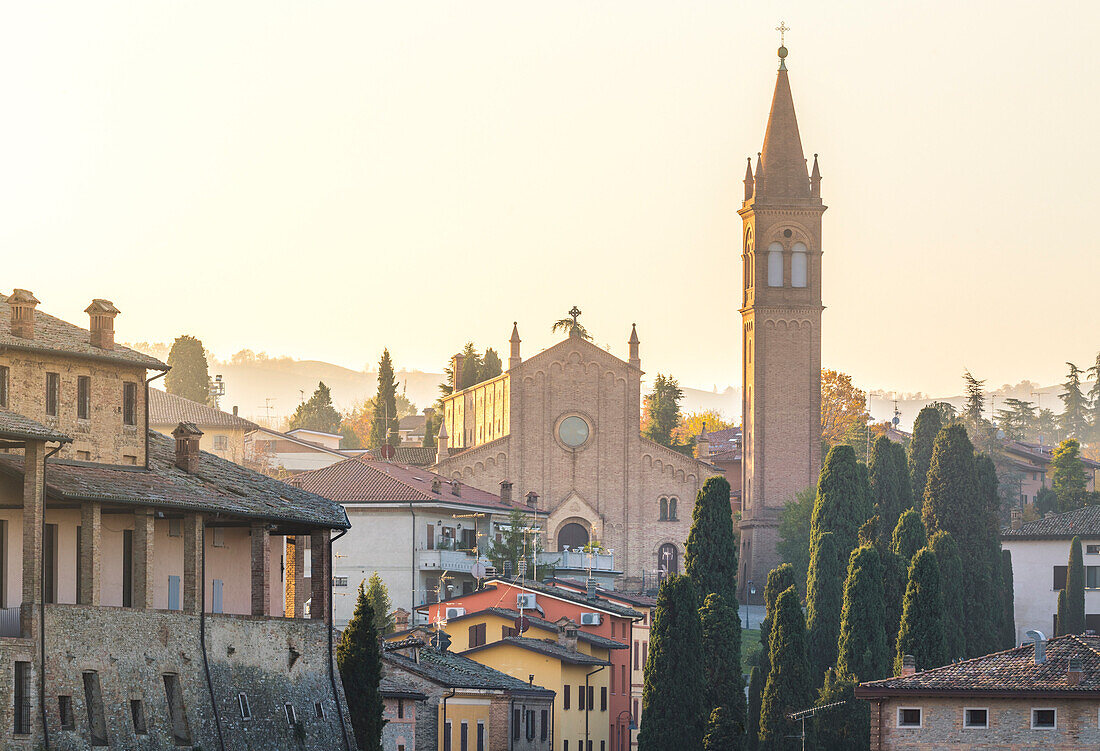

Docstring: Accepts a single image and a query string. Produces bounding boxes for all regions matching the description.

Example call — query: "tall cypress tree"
[890,440,914,512]
[1001,550,1016,649]
[928,532,965,661]
[699,593,746,747]
[922,423,978,546]
[746,666,763,751]
[639,574,705,751]
[760,587,812,751]
[812,445,871,560]
[814,668,867,751]
[704,707,740,751]
[1064,537,1086,636]
[806,532,844,684]
[890,509,926,570]
[880,546,906,659]
[836,545,889,682]
[895,548,948,674]
[1056,588,1069,637]
[369,349,400,448]
[870,437,905,544]
[760,564,797,677]
[337,582,384,751]
[973,454,1004,656]
[685,475,739,601]
[908,406,944,503]
[165,334,214,405]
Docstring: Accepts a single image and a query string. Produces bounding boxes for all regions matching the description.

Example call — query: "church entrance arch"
[557,522,589,551]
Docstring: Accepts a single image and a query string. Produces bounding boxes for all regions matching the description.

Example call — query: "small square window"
[963,708,987,728]
[168,519,182,537]
[213,435,228,451]
[1032,708,1056,729]
[897,707,922,728]
[211,527,225,548]
[1088,545,1100,555]
[238,693,251,720]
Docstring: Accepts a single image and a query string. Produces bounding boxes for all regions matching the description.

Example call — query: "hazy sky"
[3,1,1097,398]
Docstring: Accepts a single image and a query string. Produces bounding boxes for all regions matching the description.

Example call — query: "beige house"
[148,388,258,464]
[433,324,717,591]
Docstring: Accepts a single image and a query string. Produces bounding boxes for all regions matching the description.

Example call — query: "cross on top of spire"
[776,21,789,46]
[776,21,790,69]
[568,306,582,324]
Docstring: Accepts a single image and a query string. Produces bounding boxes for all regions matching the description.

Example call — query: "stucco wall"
[1003,537,1100,644]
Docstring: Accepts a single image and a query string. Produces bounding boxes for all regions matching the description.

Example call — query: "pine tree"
[369,349,400,449]
[685,476,739,602]
[895,548,948,674]
[813,669,866,751]
[760,587,812,750]
[289,381,343,435]
[759,564,797,678]
[836,545,889,682]
[337,582,385,751]
[1088,352,1100,442]
[1051,439,1089,512]
[746,666,763,751]
[165,335,213,405]
[1001,550,1016,649]
[927,532,965,661]
[1059,362,1090,439]
[365,572,394,636]
[704,707,740,751]
[806,532,844,685]
[870,436,906,545]
[642,374,689,453]
[963,370,986,423]
[639,574,705,751]
[907,406,944,502]
[699,594,746,749]
[890,509,926,570]
[1064,536,1086,636]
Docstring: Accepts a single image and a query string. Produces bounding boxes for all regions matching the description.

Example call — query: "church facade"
[738,44,826,601]
[434,325,715,590]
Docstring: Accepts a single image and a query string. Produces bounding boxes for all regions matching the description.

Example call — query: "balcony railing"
[539,550,617,572]
[418,548,491,574]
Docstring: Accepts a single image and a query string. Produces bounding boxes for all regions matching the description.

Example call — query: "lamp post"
[616,710,635,751]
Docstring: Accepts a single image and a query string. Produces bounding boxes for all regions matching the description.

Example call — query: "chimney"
[586,579,598,601]
[500,480,513,504]
[525,491,539,509]
[1067,657,1083,686]
[431,478,442,495]
[452,353,466,391]
[171,422,204,473]
[232,406,238,417]
[8,289,40,339]
[393,608,411,631]
[695,422,710,461]
[450,479,461,497]
[84,299,120,350]
[901,654,916,677]
[1027,630,1047,665]
[1010,508,1023,530]
[556,618,579,651]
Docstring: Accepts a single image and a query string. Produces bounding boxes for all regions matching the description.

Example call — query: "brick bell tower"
[738,36,825,602]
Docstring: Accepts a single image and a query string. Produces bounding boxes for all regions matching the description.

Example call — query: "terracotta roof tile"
[148,389,258,431]
[385,648,554,695]
[1002,506,1100,540]
[464,637,610,666]
[0,410,72,443]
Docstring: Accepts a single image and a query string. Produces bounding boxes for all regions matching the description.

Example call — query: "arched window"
[792,242,808,288]
[767,242,783,287]
[668,497,678,521]
[659,498,668,521]
[658,544,678,577]
[557,523,589,551]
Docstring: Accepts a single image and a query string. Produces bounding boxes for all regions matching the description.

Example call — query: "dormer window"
[767,242,784,286]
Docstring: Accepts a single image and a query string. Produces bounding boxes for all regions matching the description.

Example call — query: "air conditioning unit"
[445,607,466,619]
[516,593,536,610]
[580,612,602,626]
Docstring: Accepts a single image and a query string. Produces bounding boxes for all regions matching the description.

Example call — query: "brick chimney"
[1010,508,1023,530]
[695,422,710,461]
[8,289,40,339]
[84,299,120,350]
[556,618,579,651]
[452,353,465,391]
[172,422,203,473]
[901,654,916,677]
[500,480,513,504]
[526,491,539,509]
[1067,657,1083,686]
[393,608,411,631]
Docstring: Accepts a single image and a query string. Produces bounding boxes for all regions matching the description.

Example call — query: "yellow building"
[459,617,613,751]
[148,388,258,464]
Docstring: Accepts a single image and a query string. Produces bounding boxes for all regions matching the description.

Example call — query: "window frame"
[45,372,60,417]
[767,242,784,287]
[896,706,922,728]
[1031,707,1056,730]
[77,375,91,420]
[122,382,137,426]
[791,242,808,287]
[962,707,988,729]
[0,365,8,408]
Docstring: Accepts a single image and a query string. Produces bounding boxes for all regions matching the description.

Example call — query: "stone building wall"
[867,696,1100,750]
[0,603,355,750]
[0,350,148,465]
[382,696,417,751]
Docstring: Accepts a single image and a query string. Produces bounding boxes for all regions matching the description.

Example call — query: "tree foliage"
[777,488,815,594]
[673,409,738,447]
[369,349,400,449]
[165,335,213,405]
[890,509,926,571]
[337,582,385,751]
[704,706,741,751]
[746,666,763,751]
[821,370,868,446]
[288,381,342,435]
[1051,439,1089,512]
[365,572,394,636]
[972,454,1005,657]
[551,309,592,341]
[895,548,948,674]
[814,669,866,751]
[921,424,977,545]
[685,476,739,602]
[907,406,944,503]
[963,369,986,423]
[1001,549,1016,650]
[642,374,689,454]
[759,564,797,679]
[1063,536,1086,636]
[699,594,746,748]
[836,545,889,682]
[806,531,844,685]
[486,506,540,578]
[928,532,965,661]
[1059,362,1090,439]
[811,445,870,563]
[639,574,705,751]
[870,436,908,545]
[760,587,812,750]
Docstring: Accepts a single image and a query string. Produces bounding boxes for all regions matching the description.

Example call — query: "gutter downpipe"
[38,441,64,751]
[585,666,605,750]
[410,503,417,624]
[509,697,515,751]
[328,526,352,751]
[144,370,167,470]
[443,688,457,749]
[199,521,227,751]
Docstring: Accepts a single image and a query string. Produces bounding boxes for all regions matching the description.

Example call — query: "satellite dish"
[471,562,487,579]
[514,616,530,634]
[379,444,396,460]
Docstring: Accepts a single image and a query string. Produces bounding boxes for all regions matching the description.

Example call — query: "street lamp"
[616,710,635,751]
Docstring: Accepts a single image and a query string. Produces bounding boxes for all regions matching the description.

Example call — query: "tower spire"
[755,34,809,202]
[743,157,755,200]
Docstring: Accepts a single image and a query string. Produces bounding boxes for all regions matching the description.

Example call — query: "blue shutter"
[168,576,180,611]
[212,579,224,614]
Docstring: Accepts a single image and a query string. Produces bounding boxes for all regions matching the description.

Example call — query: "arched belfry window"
[659,497,669,521]
[668,497,678,521]
[792,242,808,288]
[767,242,784,287]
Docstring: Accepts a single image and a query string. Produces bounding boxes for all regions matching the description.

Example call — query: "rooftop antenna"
[892,400,901,430]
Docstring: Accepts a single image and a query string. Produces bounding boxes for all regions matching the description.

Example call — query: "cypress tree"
[685,475,739,602]
[337,582,384,751]
[811,445,870,560]
[806,532,844,684]
[1056,588,1069,637]
[746,666,763,751]
[870,437,905,544]
[760,564,797,677]
[895,548,948,674]
[704,707,740,751]
[890,440,914,512]
[908,406,943,503]
[1001,550,1016,649]
[699,593,746,746]
[369,349,400,448]
[639,574,705,751]
[836,545,889,682]
[165,335,214,405]
[814,668,867,751]
[880,547,906,657]
[921,423,977,545]
[973,454,1004,656]
[365,572,394,636]
[890,509,926,570]
[928,532,965,661]
[760,587,812,751]
[1064,536,1086,635]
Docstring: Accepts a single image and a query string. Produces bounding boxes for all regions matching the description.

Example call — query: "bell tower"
[738,36,826,601]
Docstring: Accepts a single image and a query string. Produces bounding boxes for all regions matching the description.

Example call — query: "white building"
[244,424,345,473]
[290,457,547,628]
[1002,505,1100,643]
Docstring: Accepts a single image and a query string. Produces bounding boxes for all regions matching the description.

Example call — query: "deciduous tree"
[895,548,948,674]
[760,587,812,750]
[673,409,737,447]
[165,335,213,405]
[821,370,868,446]
[337,582,385,751]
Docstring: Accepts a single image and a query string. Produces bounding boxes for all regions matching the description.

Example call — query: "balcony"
[539,549,618,573]
[417,548,491,574]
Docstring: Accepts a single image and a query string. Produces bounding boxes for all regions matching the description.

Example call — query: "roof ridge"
[860,641,1034,687]
[359,459,434,501]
